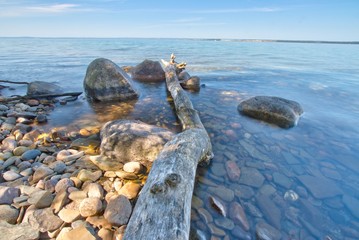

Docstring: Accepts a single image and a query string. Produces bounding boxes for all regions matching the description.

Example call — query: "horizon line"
[0,36,358,44]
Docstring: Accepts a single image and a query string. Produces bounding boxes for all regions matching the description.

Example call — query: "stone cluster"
[0,98,148,240]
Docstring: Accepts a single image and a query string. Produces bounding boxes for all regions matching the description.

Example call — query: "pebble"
[13,146,29,156]
[225,160,241,181]
[79,197,103,217]
[77,169,102,182]
[229,201,249,231]
[0,205,19,224]
[27,207,64,232]
[50,161,67,173]
[2,156,18,169]
[0,104,9,111]
[58,208,82,223]
[59,225,97,240]
[117,182,141,200]
[21,149,42,161]
[256,221,282,240]
[86,183,104,199]
[214,217,235,230]
[123,161,143,174]
[20,168,33,177]
[51,190,69,213]
[28,190,54,209]
[69,190,88,201]
[55,178,74,193]
[104,195,132,226]
[0,186,20,204]
[32,166,54,183]
[3,170,22,181]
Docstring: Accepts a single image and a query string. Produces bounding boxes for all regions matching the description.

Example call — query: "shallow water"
[1,38,359,239]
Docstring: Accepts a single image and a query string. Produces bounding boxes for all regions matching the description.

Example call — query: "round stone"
[123,162,143,174]
[21,149,42,161]
[55,178,74,193]
[79,197,103,217]
[50,161,67,174]
[3,171,22,181]
[0,205,19,224]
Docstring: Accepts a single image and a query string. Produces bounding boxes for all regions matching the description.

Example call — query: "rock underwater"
[238,96,303,128]
[96,120,174,168]
[83,58,139,102]
[27,81,63,96]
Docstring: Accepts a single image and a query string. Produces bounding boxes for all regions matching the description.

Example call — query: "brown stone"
[117,182,141,200]
[104,195,132,226]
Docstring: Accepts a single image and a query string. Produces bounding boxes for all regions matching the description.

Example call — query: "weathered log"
[0,80,29,85]
[0,92,82,103]
[124,56,213,240]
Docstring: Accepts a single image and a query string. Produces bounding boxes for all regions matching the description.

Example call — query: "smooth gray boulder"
[84,58,138,102]
[238,96,303,128]
[27,81,63,96]
[100,120,174,167]
[131,59,165,82]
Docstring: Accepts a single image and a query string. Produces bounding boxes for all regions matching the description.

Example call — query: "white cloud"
[27,4,79,13]
[171,17,203,24]
[190,7,282,14]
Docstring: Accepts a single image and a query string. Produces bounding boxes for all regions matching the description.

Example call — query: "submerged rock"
[256,221,282,240]
[238,96,303,128]
[27,81,63,96]
[131,59,165,82]
[180,76,201,91]
[100,119,174,167]
[84,58,139,102]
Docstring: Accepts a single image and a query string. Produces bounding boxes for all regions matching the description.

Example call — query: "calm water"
[1,38,359,239]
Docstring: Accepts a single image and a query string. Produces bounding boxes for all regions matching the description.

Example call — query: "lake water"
[1,38,359,239]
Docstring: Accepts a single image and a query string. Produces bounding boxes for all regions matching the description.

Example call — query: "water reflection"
[37,75,359,239]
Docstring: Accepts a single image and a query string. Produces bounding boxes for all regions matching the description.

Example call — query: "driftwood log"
[0,80,29,85]
[124,55,213,240]
[0,92,82,103]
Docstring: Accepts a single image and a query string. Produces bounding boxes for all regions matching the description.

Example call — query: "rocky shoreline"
[0,96,147,239]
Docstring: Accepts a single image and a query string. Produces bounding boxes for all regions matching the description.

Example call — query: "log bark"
[0,92,82,103]
[124,56,213,240]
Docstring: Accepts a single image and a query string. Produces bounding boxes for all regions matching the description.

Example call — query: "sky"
[0,0,358,41]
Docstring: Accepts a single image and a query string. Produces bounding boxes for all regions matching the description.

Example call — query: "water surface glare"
[1,38,359,239]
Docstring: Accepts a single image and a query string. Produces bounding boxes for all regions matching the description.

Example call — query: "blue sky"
[0,0,358,40]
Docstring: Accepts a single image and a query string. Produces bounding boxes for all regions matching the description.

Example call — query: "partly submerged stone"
[100,119,174,167]
[84,58,139,102]
[238,96,303,128]
[27,81,63,96]
[131,59,165,82]
[180,76,201,91]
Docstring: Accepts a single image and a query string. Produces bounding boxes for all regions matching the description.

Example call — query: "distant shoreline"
[0,36,358,45]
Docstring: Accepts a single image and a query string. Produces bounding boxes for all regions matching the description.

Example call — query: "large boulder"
[27,81,63,96]
[84,58,139,102]
[238,96,303,128]
[100,120,174,167]
[131,59,165,82]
